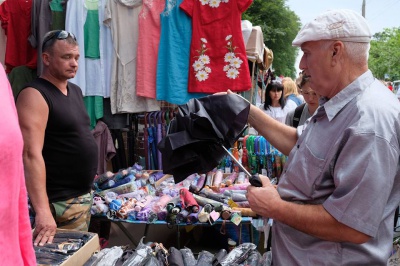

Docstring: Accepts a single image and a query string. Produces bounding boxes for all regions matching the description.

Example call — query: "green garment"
[8,66,37,100]
[84,9,100,58]
[50,0,66,30]
[83,96,103,130]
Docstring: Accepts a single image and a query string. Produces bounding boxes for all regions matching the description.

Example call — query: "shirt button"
[297,145,300,148]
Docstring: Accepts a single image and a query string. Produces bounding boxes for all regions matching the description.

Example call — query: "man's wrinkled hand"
[247,175,281,218]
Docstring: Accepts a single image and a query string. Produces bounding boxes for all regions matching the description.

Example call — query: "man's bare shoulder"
[16,87,49,117]
[17,87,46,105]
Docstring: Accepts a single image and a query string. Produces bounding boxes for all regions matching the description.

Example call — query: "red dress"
[0,0,37,73]
[180,0,252,93]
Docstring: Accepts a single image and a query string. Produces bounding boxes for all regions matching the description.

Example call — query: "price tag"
[230,212,242,226]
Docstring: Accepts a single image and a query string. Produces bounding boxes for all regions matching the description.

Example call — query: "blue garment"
[287,93,302,106]
[156,0,206,105]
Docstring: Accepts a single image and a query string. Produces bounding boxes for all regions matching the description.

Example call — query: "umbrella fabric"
[180,248,197,266]
[179,188,199,212]
[156,111,163,170]
[158,94,249,183]
[168,247,185,266]
[144,113,150,169]
[148,112,158,170]
[212,249,228,266]
[196,250,214,266]
[187,208,200,224]
[199,189,226,203]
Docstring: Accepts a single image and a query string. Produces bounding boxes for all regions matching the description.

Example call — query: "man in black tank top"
[16,30,98,247]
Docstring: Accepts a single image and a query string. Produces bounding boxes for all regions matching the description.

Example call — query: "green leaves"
[369,27,400,81]
[243,0,301,78]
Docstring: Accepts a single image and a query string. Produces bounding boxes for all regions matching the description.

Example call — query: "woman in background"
[259,80,296,123]
[283,77,303,106]
[285,74,320,128]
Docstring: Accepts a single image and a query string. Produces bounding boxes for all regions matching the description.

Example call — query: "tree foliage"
[369,27,400,81]
[243,0,301,78]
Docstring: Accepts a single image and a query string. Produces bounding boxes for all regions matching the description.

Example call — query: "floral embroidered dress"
[180,0,252,93]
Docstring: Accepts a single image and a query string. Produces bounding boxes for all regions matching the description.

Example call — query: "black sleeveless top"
[23,78,98,202]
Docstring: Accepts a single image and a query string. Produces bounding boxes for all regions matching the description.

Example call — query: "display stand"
[92,216,253,249]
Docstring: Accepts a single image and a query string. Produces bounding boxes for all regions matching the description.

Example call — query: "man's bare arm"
[16,88,57,246]
[248,105,298,156]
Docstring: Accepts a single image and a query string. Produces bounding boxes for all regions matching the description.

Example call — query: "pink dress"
[0,67,36,265]
[136,0,166,99]
[180,0,252,93]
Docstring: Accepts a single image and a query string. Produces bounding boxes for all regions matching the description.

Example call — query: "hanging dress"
[65,0,88,95]
[156,0,206,104]
[99,0,114,98]
[0,0,5,68]
[104,0,160,114]
[65,0,106,98]
[136,0,165,99]
[180,0,252,93]
[0,0,37,73]
[29,0,52,75]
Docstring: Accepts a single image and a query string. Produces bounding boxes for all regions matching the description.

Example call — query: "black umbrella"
[158,93,261,187]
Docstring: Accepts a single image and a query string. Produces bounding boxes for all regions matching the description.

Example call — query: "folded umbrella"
[179,188,199,212]
[158,94,261,186]
[144,113,150,170]
[156,111,163,170]
[148,112,158,170]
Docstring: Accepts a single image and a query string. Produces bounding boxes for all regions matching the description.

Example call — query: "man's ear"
[332,41,344,57]
[42,52,50,66]
[331,41,343,66]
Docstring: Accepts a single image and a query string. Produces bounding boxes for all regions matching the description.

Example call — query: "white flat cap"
[292,9,372,47]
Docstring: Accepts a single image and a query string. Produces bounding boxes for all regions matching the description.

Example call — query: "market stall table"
[92,215,254,249]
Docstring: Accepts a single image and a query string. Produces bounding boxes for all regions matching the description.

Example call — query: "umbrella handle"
[249,174,262,187]
[221,145,262,187]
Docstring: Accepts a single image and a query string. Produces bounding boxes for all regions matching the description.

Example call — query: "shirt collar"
[320,70,375,121]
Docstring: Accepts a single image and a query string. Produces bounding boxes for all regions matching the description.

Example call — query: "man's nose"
[299,55,306,71]
[71,59,78,67]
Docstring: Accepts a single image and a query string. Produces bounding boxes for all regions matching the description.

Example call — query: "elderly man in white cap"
[244,9,400,265]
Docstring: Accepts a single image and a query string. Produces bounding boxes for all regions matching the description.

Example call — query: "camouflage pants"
[50,193,93,231]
